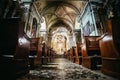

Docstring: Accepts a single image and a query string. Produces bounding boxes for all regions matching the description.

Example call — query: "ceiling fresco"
[34,0,86,33]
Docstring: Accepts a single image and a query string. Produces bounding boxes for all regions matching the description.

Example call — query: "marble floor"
[17,58,118,80]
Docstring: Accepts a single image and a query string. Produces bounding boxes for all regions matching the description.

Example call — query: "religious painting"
[83,21,90,36]
[31,18,37,37]
[83,21,95,36]
[89,24,95,34]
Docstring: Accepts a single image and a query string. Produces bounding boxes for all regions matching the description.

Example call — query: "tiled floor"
[17,58,118,80]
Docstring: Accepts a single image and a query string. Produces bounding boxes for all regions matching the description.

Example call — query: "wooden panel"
[99,32,120,78]
[74,47,79,64]
[82,36,101,56]
[99,34,118,57]
[85,36,100,50]
[70,48,74,62]
[76,43,82,64]
[34,44,42,65]
[29,38,40,68]
[102,58,120,78]
[30,38,39,51]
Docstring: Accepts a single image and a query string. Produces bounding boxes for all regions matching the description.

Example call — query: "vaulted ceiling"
[34,0,87,34]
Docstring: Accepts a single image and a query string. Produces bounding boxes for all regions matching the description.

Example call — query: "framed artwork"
[31,18,37,37]
[83,21,95,36]
[83,21,90,36]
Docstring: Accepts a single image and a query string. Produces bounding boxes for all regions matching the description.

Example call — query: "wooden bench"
[98,20,120,78]
[0,18,30,79]
[29,38,39,68]
[99,33,120,78]
[81,36,102,70]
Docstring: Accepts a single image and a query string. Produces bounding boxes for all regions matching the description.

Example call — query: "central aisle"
[17,58,117,80]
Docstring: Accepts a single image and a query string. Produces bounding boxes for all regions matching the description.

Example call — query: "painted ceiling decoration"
[34,0,86,33]
[48,19,73,34]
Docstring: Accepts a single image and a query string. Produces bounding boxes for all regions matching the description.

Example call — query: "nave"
[17,57,117,80]
[0,0,120,80]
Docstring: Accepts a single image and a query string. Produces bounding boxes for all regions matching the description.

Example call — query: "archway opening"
[51,27,70,55]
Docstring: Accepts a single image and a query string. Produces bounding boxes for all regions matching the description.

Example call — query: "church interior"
[0,0,120,80]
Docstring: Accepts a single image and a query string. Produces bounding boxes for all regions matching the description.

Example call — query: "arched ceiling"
[34,0,86,33]
[48,19,73,33]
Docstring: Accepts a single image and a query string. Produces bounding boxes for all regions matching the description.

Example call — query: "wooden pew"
[41,42,48,64]
[66,49,70,60]
[73,46,79,64]
[69,47,74,62]
[47,47,51,62]
[98,20,120,78]
[29,38,40,68]
[68,46,80,64]
[81,36,102,70]
[0,18,30,79]
[76,43,82,64]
